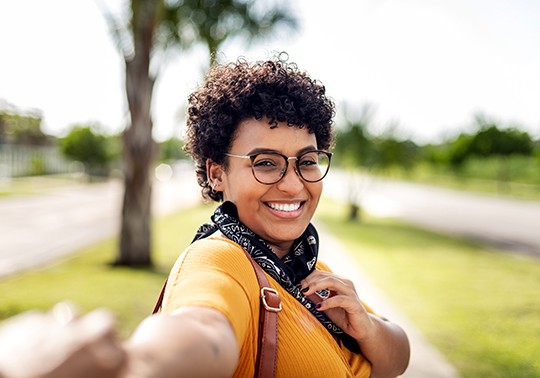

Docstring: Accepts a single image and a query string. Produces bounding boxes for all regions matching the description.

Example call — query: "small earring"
[212,182,217,191]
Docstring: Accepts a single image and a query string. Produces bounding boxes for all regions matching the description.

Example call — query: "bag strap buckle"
[261,287,282,312]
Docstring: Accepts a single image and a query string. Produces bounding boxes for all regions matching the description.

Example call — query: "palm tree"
[179,0,298,67]
[98,0,298,266]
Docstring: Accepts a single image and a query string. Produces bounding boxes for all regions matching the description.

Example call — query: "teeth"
[268,202,301,212]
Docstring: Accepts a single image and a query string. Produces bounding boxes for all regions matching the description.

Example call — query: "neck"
[268,242,292,260]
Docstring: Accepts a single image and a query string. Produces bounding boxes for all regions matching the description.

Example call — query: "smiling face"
[209,118,323,258]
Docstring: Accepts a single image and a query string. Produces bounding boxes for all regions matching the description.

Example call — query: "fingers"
[299,271,375,340]
[51,301,80,325]
[75,309,126,370]
[300,271,363,313]
[300,271,356,298]
[0,304,126,378]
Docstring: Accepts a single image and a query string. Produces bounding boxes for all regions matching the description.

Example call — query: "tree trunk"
[348,202,361,222]
[115,0,158,266]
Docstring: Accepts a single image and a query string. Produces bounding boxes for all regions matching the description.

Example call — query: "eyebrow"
[246,145,319,156]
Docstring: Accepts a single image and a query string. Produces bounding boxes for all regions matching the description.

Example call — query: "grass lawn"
[0,175,91,197]
[1,199,539,378]
[316,198,540,378]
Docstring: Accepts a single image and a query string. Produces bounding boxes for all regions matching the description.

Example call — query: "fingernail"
[301,287,309,293]
[315,304,322,309]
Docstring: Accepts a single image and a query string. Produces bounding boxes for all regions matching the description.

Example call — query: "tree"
[0,111,48,145]
[371,135,419,172]
[468,125,533,157]
[99,0,298,266]
[334,104,376,221]
[179,0,298,67]
[448,115,533,167]
[334,104,375,168]
[59,125,114,177]
[159,137,187,162]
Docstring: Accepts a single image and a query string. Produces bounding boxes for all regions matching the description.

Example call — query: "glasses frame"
[224,150,333,185]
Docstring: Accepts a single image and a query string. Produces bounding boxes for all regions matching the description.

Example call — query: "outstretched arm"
[0,305,238,378]
[121,306,239,378]
[301,271,410,378]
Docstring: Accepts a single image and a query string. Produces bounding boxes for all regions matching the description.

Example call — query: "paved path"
[0,172,460,377]
[0,170,200,278]
[325,170,540,257]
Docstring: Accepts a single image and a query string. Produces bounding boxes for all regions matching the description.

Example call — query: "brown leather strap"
[152,278,168,314]
[242,250,280,378]
[152,250,280,378]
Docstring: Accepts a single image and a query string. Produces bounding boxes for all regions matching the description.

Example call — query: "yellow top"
[161,236,372,378]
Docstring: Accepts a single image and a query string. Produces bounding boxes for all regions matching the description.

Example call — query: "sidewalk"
[317,223,460,378]
[0,172,200,278]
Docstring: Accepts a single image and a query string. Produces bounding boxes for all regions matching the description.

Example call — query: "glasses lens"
[252,153,287,184]
[298,151,330,182]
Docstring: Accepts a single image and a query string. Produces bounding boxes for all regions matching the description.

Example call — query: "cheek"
[222,171,265,202]
[308,182,323,200]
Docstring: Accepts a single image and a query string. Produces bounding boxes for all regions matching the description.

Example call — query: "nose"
[276,160,304,193]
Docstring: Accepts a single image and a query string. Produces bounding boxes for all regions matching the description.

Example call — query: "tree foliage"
[187,0,297,66]
[159,137,187,162]
[372,136,419,171]
[335,122,372,167]
[447,116,533,167]
[0,111,48,145]
[334,105,419,172]
[59,125,116,176]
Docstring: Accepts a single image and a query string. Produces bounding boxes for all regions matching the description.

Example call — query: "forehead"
[231,118,317,154]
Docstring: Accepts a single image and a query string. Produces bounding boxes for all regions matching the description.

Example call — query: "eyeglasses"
[225,150,333,185]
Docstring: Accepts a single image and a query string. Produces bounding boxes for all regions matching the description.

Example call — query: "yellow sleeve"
[161,237,261,345]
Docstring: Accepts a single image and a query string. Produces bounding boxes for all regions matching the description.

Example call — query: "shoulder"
[162,236,261,311]
[169,236,258,288]
[186,236,246,259]
[181,237,253,270]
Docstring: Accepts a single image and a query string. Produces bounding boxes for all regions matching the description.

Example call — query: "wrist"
[120,343,170,378]
[353,313,380,346]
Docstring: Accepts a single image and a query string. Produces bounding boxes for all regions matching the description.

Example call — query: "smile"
[266,202,303,212]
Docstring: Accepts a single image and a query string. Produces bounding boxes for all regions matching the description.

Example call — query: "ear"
[206,159,224,190]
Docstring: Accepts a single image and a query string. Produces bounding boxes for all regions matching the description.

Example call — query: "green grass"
[316,198,540,378]
[1,198,539,377]
[0,175,89,197]
[401,157,540,201]
[0,202,214,338]
[407,171,540,201]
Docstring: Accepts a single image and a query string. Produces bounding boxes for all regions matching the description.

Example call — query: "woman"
[0,55,409,378]
[122,55,409,378]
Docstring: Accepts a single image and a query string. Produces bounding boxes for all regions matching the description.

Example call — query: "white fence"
[0,144,72,178]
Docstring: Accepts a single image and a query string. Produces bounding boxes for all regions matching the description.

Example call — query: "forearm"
[357,315,410,378]
[122,308,238,378]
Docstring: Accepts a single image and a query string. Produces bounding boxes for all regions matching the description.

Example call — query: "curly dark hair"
[184,53,336,202]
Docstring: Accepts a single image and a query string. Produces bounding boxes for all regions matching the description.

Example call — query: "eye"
[254,159,277,168]
[299,153,319,167]
[253,154,281,169]
[299,159,317,167]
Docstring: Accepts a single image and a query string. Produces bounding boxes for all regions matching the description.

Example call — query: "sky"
[1,0,539,144]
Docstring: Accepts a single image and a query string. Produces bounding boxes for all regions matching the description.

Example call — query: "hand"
[300,270,375,342]
[0,302,126,378]
[302,271,411,377]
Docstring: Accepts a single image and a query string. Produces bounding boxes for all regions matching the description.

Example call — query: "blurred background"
[0,1,539,378]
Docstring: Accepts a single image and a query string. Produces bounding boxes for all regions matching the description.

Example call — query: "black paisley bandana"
[193,201,360,353]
